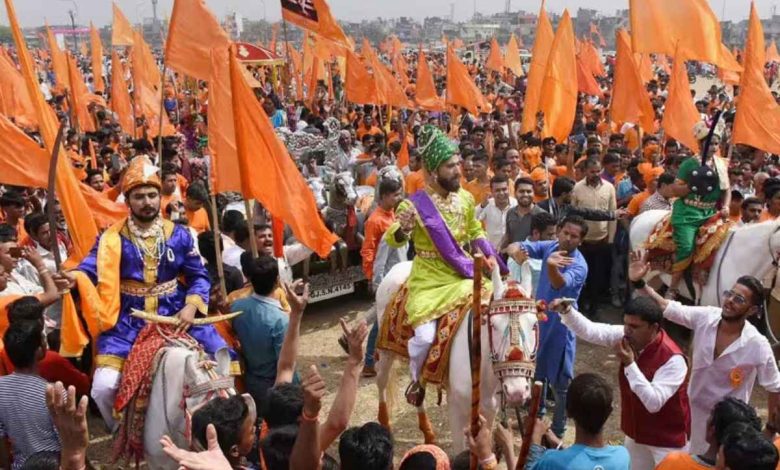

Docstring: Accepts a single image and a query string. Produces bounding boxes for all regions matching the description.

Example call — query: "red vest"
[618,330,691,448]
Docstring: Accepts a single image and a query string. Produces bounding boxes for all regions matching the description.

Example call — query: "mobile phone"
[8,247,22,258]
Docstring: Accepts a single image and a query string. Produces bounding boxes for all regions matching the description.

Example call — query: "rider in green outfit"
[667,126,731,297]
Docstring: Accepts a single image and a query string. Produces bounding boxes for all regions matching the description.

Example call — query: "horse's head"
[307,177,328,209]
[332,172,358,206]
[377,165,404,186]
[485,282,540,407]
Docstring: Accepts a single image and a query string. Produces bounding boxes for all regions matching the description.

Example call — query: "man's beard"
[437,174,460,193]
[131,205,160,223]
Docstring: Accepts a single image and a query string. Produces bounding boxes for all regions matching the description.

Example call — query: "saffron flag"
[89,22,105,93]
[505,33,524,77]
[521,1,554,133]
[611,30,655,133]
[539,10,577,143]
[0,113,48,188]
[590,22,606,47]
[662,46,700,153]
[111,2,135,46]
[767,41,780,63]
[576,55,603,97]
[132,30,161,90]
[733,2,780,155]
[4,0,98,262]
[415,49,444,111]
[0,52,36,129]
[446,45,489,114]
[370,53,410,108]
[66,53,96,133]
[628,0,738,71]
[582,40,605,77]
[45,24,70,90]
[718,45,741,85]
[485,38,504,73]
[227,47,338,258]
[165,0,230,81]
[208,48,241,193]
[281,0,349,46]
[345,49,377,104]
[109,50,134,135]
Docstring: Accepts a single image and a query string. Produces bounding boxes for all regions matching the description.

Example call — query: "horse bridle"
[486,297,540,385]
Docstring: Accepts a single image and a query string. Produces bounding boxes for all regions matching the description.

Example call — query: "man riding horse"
[57,157,235,429]
[383,125,506,406]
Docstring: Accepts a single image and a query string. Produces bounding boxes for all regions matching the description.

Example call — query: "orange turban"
[638,163,664,185]
[122,156,161,194]
[530,167,548,183]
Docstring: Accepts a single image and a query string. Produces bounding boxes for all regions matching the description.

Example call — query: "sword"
[46,120,67,271]
[130,308,243,325]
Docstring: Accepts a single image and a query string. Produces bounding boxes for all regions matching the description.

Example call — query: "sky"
[0,0,777,28]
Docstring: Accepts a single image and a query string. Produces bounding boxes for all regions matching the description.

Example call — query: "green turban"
[417,124,457,173]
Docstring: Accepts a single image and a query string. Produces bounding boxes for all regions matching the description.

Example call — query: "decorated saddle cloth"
[376,282,490,386]
[644,212,734,284]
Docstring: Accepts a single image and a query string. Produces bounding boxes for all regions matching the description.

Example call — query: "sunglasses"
[723,290,748,306]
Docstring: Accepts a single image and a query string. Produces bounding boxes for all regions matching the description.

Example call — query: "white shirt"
[561,308,687,414]
[664,300,780,453]
[281,243,313,284]
[223,244,245,273]
[475,197,518,250]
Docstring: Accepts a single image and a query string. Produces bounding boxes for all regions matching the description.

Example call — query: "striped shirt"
[0,373,61,469]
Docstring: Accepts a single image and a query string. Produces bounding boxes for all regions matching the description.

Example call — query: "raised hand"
[46,382,88,470]
[302,365,327,418]
[628,249,650,282]
[340,318,369,366]
[160,424,232,470]
[546,250,574,269]
[282,279,310,315]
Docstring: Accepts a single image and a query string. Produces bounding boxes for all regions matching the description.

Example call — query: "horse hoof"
[417,412,436,445]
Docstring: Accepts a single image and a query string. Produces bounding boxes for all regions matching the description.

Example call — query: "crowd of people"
[2,8,780,470]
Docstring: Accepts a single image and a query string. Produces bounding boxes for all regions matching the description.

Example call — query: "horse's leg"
[375,351,395,432]
[417,401,437,444]
[448,322,473,453]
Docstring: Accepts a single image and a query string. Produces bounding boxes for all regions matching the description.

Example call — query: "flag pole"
[209,193,228,299]
[282,19,292,99]
[157,64,167,156]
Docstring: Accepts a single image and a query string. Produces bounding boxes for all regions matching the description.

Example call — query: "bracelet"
[479,454,498,469]
[38,268,51,275]
[631,279,646,289]
[301,409,319,422]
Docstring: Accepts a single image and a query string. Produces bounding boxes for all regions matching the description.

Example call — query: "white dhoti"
[624,436,688,470]
[92,367,122,430]
[408,320,437,382]
[689,402,710,455]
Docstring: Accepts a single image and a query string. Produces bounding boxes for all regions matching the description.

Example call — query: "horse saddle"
[644,212,734,284]
[375,283,472,387]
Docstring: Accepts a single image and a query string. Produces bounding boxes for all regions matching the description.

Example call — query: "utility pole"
[151,0,160,39]
[67,9,78,52]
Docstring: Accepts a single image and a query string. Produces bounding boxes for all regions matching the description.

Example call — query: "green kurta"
[385,188,490,328]
[670,156,722,270]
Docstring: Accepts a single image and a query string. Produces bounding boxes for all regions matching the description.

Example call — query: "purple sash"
[409,190,507,277]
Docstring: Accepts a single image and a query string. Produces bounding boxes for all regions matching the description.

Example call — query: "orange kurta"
[185,207,211,233]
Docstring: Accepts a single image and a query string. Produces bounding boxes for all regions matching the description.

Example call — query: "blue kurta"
[77,221,228,370]
[520,240,588,386]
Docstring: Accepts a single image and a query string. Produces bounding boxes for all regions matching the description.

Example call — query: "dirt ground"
[85,291,770,469]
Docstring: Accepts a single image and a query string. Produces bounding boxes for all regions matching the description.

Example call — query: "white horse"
[142,342,234,469]
[374,262,538,452]
[630,210,780,306]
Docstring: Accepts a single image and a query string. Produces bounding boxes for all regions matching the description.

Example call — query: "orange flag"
[576,55,603,97]
[662,47,700,153]
[582,40,606,77]
[132,30,161,91]
[635,53,654,83]
[109,50,134,135]
[505,33,524,77]
[165,0,229,81]
[629,0,738,71]
[0,52,36,128]
[345,49,377,104]
[539,10,577,143]
[718,45,741,85]
[611,30,655,132]
[446,45,489,114]
[89,22,104,93]
[767,41,780,63]
[371,53,410,108]
[521,2,554,133]
[5,0,98,261]
[485,38,504,73]
[590,23,607,48]
[415,49,444,111]
[45,24,70,90]
[733,2,780,155]
[228,47,338,258]
[0,113,48,188]
[281,0,349,46]
[111,2,135,46]
[208,48,241,193]
[269,23,279,54]
[66,53,96,133]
